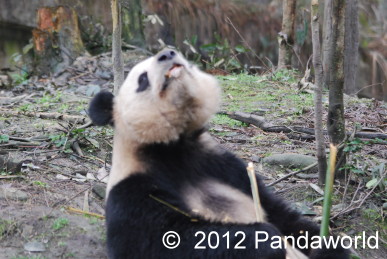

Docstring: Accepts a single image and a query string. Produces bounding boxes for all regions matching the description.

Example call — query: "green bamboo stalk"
[320,144,338,236]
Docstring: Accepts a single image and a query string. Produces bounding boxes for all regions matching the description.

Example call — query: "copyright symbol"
[162,231,180,249]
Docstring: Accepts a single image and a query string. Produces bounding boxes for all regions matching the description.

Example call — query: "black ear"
[88,91,114,126]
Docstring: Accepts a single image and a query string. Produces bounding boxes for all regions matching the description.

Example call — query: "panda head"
[89,49,220,144]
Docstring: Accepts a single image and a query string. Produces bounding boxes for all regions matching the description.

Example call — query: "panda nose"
[157,49,176,62]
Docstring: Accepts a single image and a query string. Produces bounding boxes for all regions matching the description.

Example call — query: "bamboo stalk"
[246,162,264,222]
[247,163,308,258]
[320,144,338,236]
[66,206,105,219]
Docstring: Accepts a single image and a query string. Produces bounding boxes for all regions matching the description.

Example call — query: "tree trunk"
[32,6,85,75]
[323,0,346,178]
[111,0,125,95]
[311,0,327,185]
[122,0,145,46]
[344,0,359,95]
[277,0,297,70]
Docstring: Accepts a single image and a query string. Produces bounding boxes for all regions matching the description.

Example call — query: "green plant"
[49,133,68,148]
[18,103,33,112]
[0,170,12,176]
[57,241,67,247]
[271,69,299,83]
[0,134,9,143]
[343,138,364,153]
[58,103,70,113]
[37,92,62,105]
[0,219,16,240]
[185,34,248,72]
[343,138,386,191]
[363,208,382,221]
[52,218,69,231]
[10,70,29,85]
[32,181,48,188]
[211,114,248,127]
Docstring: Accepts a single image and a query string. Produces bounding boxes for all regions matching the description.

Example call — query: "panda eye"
[137,72,150,92]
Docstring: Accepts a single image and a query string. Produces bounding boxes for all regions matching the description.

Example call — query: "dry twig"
[0,108,88,124]
[267,162,318,187]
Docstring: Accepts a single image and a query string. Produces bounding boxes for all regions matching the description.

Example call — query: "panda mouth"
[162,64,184,92]
[165,63,184,79]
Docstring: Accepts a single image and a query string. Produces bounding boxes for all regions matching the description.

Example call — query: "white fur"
[183,179,264,224]
[107,50,221,195]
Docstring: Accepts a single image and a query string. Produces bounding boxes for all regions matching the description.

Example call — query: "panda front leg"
[106,176,288,259]
[256,178,350,259]
[108,204,288,258]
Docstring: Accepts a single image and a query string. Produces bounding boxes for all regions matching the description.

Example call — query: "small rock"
[97,166,109,184]
[0,151,24,173]
[92,183,106,200]
[250,155,261,163]
[24,241,46,252]
[56,174,70,180]
[86,172,97,180]
[95,70,112,80]
[0,74,11,89]
[0,186,28,201]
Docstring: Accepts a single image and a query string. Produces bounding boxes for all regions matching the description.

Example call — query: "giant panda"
[89,49,350,259]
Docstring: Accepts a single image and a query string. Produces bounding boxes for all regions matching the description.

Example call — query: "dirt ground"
[0,51,386,259]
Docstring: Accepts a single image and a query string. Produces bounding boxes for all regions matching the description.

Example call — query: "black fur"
[106,133,350,259]
[88,91,114,126]
[137,72,150,92]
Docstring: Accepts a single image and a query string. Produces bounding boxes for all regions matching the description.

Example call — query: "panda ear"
[88,91,114,126]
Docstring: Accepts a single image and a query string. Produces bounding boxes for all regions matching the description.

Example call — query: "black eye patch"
[137,72,150,92]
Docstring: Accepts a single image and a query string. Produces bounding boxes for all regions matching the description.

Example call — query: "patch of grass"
[0,170,13,176]
[75,104,87,112]
[57,241,67,247]
[217,73,314,122]
[360,208,387,249]
[211,114,248,127]
[363,208,382,222]
[0,134,9,143]
[52,218,69,231]
[18,103,34,112]
[270,69,299,83]
[208,129,232,137]
[58,103,70,113]
[37,92,62,104]
[32,181,49,188]
[10,70,29,85]
[0,219,16,240]
[87,216,101,225]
